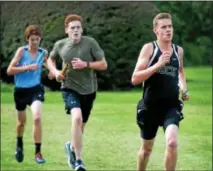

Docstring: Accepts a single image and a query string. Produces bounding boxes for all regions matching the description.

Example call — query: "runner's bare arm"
[131,43,160,85]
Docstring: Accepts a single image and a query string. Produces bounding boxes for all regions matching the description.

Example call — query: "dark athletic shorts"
[14,84,45,111]
[136,99,184,140]
[61,88,96,123]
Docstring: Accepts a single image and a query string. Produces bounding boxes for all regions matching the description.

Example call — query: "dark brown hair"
[25,24,41,41]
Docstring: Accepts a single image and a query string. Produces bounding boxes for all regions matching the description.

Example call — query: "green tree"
[1,1,158,90]
[154,1,213,66]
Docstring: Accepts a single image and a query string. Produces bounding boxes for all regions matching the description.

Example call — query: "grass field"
[1,67,212,170]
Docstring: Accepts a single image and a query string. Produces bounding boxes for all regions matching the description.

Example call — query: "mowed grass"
[1,67,212,170]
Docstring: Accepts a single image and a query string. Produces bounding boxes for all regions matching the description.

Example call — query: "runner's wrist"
[182,89,188,96]
[86,61,90,68]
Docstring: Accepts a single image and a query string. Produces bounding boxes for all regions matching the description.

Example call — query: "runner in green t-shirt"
[47,14,107,171]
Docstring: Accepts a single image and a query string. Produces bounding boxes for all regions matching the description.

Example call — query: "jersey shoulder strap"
[173,44,178,53]
[147,41,159,68]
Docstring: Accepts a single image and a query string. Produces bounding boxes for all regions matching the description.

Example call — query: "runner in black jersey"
[131,13,189,171]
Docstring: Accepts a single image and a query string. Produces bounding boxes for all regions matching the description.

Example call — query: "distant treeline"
[1,1,212,90]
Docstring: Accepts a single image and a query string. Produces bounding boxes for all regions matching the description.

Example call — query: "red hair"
[64,14,83,27]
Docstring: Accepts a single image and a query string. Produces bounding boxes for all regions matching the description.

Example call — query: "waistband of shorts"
[61,87,96,96]
[61,87,77,93]
[14,84,43,92]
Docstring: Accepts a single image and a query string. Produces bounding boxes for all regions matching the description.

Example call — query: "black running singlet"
[142,41,180,105]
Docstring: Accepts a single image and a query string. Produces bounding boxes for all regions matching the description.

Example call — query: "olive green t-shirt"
[49,36,105,95]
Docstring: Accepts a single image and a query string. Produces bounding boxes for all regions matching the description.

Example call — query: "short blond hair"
[153,13,172,28]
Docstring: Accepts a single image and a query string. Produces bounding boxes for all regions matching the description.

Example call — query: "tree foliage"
[154,1,213,66]
[1,1,212,90]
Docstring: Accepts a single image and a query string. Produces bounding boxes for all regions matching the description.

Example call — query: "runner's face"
[154,19,173,42]
[65,20,83,41]
[28,35,41,48]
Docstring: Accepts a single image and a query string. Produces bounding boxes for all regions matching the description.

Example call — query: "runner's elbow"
[131,74,141,86]
[102,61,107,70]
[7,67,13,75]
